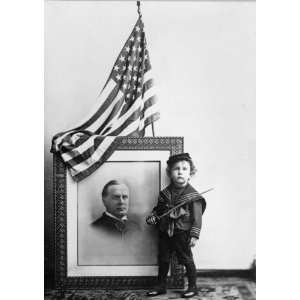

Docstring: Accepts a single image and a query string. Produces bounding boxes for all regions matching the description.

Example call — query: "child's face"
[169,160,191,187]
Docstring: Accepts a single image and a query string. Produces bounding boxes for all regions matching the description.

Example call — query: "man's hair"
[102,180,123,198]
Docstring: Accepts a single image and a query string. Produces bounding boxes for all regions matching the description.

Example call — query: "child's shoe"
[181,286,198,298]
[146,286,167,297]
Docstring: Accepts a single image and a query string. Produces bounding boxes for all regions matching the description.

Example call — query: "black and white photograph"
[44,0,256,299]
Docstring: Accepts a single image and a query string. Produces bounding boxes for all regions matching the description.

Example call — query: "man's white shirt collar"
[105,211,127,222]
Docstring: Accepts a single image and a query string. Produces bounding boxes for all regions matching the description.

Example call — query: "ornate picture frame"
[54,136,184,289]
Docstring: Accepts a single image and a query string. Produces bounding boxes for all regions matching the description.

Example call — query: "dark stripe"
[143,78,153,93]
[72,83,120,131]
[71,139,118,182]
[159,190,170,203]
[178,193,199,202]
[162,188,171,199]
[95,96,125,135]
[143,95,157,111]
[63,136,108,167]
[108,106,143,136]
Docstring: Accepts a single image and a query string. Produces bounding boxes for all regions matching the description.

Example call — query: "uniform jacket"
[153,183,206,239]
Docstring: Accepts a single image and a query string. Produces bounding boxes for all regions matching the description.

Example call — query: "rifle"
[154,188,214,221]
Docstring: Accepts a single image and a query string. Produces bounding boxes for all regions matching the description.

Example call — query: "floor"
[45,277,256,300]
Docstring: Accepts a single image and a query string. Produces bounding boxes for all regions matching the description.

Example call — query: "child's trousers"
[157,231,197,288]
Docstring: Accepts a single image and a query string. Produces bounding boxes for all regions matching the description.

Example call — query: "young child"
[146,153,206,298]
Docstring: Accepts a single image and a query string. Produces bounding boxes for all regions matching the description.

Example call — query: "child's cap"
[167,153,192,167]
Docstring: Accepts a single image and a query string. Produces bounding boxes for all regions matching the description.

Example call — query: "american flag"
[51,17,160,182]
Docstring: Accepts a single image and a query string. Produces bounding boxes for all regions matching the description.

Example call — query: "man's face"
[169,160,191,188]
[103,184,129,218]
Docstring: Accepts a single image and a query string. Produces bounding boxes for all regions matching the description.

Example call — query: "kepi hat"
[167,153,192,167]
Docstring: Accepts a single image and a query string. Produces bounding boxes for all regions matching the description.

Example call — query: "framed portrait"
[54,136,185,289]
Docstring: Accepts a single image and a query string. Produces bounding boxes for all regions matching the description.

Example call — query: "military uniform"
[149,183,206,296]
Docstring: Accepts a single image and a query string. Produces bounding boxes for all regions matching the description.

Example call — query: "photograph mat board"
[67,150,169,276]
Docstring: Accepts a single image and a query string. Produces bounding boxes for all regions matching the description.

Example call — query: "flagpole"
[137,1,155,137]
[151,123,155,137]
[137,1,142,18]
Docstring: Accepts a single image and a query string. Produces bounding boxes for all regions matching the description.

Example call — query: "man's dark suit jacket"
[91,213,140,237]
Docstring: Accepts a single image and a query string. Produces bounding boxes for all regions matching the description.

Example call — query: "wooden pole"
[151,123,155,137]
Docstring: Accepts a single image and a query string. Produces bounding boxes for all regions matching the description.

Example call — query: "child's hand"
[146,214,158,225]
[189,237,198,247]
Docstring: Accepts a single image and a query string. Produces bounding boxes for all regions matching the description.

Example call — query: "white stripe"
[61,135,99,162]
[144,101,159,119]
[102,97,144,135]
[118,118,140,136]
[91,75,155,136]
[107,98,158,136]
[102,86,156,135]
[70,136,116,174]
[143,69,153,83]
[142,86,156,102]
[86,89,124,133]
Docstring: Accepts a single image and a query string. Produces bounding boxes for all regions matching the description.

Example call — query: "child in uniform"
[146,153,206,298]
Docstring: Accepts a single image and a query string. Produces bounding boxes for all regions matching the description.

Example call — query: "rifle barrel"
[157,188,214,219]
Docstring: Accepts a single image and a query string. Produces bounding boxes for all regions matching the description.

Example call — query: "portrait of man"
[91,180,141,238]
[75,159,162,267]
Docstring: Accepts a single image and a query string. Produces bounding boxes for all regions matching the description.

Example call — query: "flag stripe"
[61,135,99,162]
[138,112,160,130]
[87,90,124,133]
[143,86,156,103]
[103,97,143,135]
[77,81,120,131]
[143,78,154,92]
[64,137,111,167]
[108,107,143,136]
[68,136,116,173]
[144,112,160,127]
[69,92,156,158]
[143,69,153,83]
[144,101,159,119]
[143,95,157,111]
[119,117,142,136]
[52,80,119,150]
[70,139,117,182]
[93,95,125,134]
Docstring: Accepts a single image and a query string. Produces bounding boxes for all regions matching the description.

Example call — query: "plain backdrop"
[45,0,255,273]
